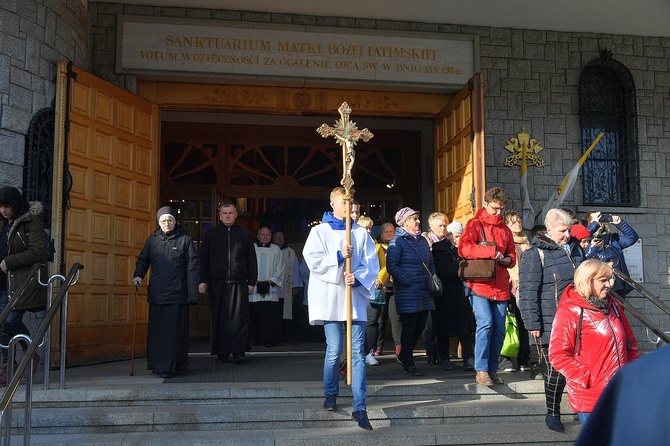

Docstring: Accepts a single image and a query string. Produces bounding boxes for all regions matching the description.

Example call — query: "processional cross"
[317,102,373,385]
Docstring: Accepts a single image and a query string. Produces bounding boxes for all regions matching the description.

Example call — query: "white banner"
[117,16,476,90]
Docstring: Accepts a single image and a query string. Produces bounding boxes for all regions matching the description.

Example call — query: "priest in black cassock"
[198,202,258,364]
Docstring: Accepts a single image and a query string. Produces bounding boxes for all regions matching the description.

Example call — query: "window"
[579,50,639,206]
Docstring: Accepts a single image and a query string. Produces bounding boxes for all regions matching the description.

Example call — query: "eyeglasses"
[486,202,505,213]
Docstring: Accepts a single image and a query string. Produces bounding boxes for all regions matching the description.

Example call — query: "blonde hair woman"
[549,259,639,426]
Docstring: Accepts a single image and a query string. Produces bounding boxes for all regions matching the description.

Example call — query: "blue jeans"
[323,320,366,411]
[470,294,507,372]
[578,412,590,425]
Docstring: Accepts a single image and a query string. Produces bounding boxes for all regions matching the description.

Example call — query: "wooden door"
[434,73,486,224]
[52,60,159,365]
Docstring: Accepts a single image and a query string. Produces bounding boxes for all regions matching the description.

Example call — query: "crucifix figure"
[317,102,374,192]
[316,102,373,385]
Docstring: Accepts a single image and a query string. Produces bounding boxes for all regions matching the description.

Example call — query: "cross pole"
[317,102,373,385]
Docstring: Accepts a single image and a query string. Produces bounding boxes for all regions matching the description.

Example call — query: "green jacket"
[1,202,47,312]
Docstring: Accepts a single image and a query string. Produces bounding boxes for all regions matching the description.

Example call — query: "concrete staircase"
[5,375,581,445]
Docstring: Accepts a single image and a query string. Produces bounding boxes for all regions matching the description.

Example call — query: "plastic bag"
[500,311,520,357]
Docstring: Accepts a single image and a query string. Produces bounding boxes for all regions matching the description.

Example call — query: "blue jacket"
[387,227,435,314]
[585,219,639,292]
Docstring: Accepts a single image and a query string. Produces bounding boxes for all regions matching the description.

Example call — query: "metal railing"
[0,263,83,446]
[610,269,670,345]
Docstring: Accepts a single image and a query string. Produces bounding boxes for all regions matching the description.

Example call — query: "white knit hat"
[447,221,463,235]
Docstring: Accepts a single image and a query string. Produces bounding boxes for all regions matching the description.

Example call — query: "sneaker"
[504,366,517,372]
[464,357,475,371]
[519,365,530,372]
[232,354,247,365]
[323,394,337,411]
[365,350,379,366]
[351,409,373,430]
[475,371,494,386]
[374,347,383,356]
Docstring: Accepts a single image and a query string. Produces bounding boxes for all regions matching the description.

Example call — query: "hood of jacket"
[6,201,43,240]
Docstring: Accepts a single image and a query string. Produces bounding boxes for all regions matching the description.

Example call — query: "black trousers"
[398,310,429,367]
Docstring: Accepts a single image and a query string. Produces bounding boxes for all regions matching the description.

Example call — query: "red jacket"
[458,207,516,301]
[549,285,639,413]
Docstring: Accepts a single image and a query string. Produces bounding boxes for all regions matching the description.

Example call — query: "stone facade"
[4,2,670,345]
[0,0,90,186]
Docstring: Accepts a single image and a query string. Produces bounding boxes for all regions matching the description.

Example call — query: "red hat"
[571,224,591,240]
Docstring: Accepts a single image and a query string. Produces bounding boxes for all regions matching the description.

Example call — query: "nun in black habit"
[133,206,199,378]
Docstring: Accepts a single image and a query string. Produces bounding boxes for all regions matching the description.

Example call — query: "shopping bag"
[500,311,520,357]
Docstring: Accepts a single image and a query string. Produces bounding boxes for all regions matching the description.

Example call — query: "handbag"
[370,288,387,305]
[407,240,443,298]
[256,280,271,295]
[500,309,520,357]
[458,220,497,281]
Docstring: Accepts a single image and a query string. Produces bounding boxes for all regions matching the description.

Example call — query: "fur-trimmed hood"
[5,201,44,240]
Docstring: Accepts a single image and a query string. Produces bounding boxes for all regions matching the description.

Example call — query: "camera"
[598,214,613,223]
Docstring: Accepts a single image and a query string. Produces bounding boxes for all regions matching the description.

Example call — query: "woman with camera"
[584,212,638,297]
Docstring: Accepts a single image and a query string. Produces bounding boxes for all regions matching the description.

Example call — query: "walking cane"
[130,282,140,376]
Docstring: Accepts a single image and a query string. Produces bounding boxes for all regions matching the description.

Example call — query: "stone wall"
[0,0,91,186]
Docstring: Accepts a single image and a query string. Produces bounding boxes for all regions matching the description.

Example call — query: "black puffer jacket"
[134,226,199,305]
[518,233,583,345]
[1,201,47,311]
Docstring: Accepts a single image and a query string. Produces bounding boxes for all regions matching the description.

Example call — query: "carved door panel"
[434,73,486,224]
[53,60,159,365]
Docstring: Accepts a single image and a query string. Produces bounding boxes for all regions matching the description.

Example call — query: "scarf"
[423,230,442,246]
[586,296,609,314]
[513,233,529,246]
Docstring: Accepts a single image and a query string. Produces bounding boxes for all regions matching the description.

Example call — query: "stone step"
[9,398,572,435]
[10,420,581,445]
[17,376,546,408]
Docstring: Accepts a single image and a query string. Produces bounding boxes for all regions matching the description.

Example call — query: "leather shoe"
[489,371,504,384]
[323,394,337,411]
[441,360,456,371]
[232,354,247,365]
[545,414,565,432]
[475,371,494,386]
[403,365,423,376]
[351,410,373,430]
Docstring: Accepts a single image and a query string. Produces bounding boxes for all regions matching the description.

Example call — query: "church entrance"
[158,115,426,339]
[52,71,485,365]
